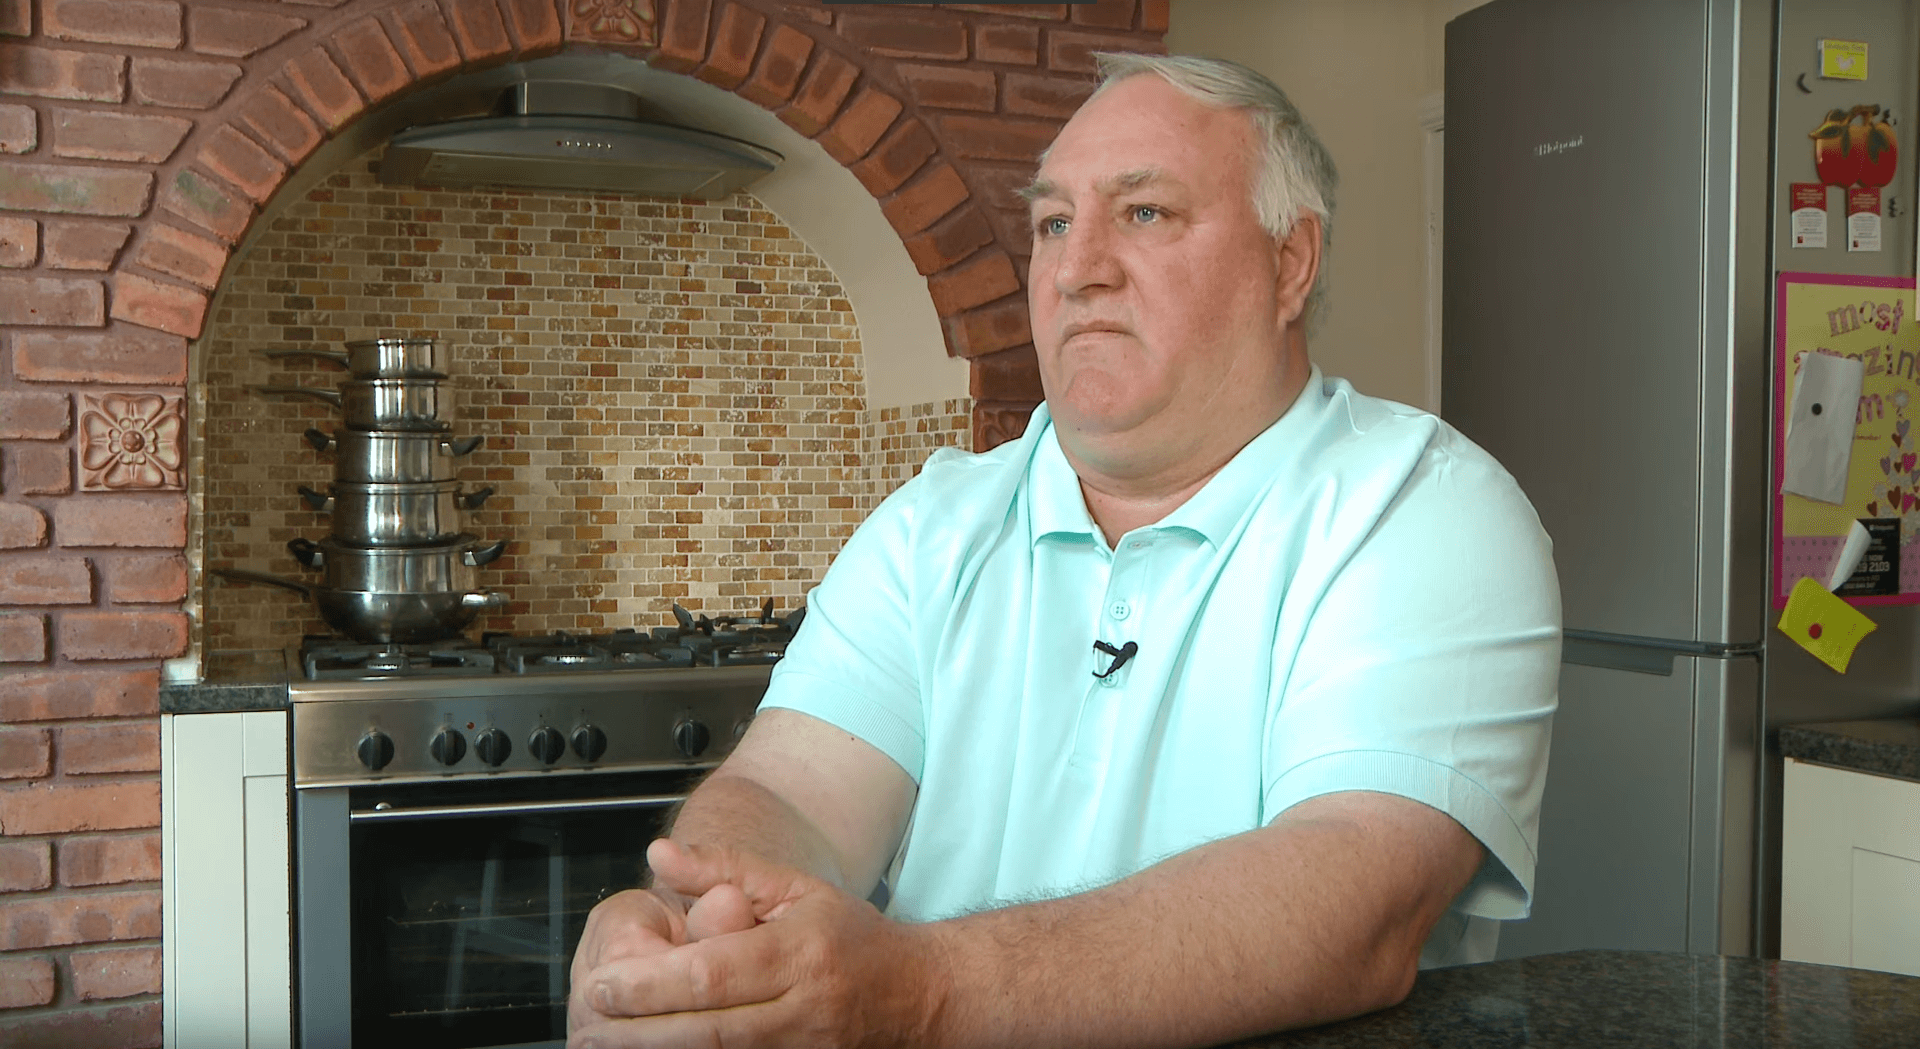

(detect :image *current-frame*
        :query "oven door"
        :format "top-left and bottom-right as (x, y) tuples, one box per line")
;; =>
(296, 768), (703, 1049)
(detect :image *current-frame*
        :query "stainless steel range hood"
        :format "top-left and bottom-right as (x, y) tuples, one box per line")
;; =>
(377, 81), (782, 198)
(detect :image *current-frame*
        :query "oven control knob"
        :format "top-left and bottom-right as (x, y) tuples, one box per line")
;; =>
(430, 728), (467, 766)
(474, 728), (511, 767)
(673, 719), (711, 758)
(571, 724), (607, 763)
(356, 730), (394, 772)
(529, 726), (566, 765)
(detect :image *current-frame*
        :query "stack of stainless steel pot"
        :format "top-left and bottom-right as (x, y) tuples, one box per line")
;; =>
(219, 338), (510, 644)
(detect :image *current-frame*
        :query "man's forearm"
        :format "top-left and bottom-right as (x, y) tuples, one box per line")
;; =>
(663, 770), (857, 890)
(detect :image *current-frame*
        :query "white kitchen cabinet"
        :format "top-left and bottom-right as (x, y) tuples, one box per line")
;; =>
(162, 710), (293, 1049)
(1780, 756), (1920, 977)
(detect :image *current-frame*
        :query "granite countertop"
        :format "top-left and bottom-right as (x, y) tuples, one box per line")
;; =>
(1779, 718), (1920, 782)
(1226, 949), (1919, 1048)
(159, 649), (290, 713)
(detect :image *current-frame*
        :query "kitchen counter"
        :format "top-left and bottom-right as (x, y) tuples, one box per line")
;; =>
(1227, 949), (1918, 1048)
(159, 649), (290, 712)
(1779, 718), (1920, 783)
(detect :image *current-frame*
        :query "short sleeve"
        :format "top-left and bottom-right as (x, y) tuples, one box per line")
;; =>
(757, 466), (930, 783)
(1264, 439), (1561, 921)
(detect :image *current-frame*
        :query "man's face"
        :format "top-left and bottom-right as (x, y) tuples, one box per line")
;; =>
(1026, 75), (1309, 456)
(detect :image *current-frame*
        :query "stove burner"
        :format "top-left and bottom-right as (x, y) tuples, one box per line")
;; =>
(538, 653), (601, 666)
(300, 636), (497, 680)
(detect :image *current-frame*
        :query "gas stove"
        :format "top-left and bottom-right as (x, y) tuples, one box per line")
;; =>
(290, 602), (798, 787)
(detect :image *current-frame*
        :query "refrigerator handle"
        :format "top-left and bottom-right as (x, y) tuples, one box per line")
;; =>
(1561, 629), (1763, 677)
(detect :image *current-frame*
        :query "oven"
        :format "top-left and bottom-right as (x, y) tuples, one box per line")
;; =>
(287, 612), (786, 1049)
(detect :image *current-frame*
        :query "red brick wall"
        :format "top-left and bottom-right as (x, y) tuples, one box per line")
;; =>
(0, 0), (1164, 1041)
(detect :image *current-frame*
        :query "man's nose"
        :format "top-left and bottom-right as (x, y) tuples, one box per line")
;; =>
(1052, 216), (1123, 296)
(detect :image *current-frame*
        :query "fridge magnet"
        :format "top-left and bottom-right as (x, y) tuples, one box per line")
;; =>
(1848, 186), (1883, 252)
(1774, 272), (1920, 607)
(1790, 183), (1828, 248)
(1777, 577), (1877, 674)
(1818, 39), (1868, 81)
(1808, 105), (1897, 189)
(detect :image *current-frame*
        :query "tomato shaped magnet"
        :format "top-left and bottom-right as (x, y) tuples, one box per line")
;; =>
(1812, 108), (1858, 186)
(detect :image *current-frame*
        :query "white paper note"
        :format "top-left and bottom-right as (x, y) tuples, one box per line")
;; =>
(1781, 351), (1864, 505)
(1827, 520), (1873, 590)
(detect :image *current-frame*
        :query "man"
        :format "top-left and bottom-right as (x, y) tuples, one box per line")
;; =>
(567, 53), (1560, 1049)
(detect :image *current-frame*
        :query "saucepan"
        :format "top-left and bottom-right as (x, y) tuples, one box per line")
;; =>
(287, 534), (507, 594)
(305, 428), (483, 484)
(212, 568), (507, 644)
(296, 481), (495, 546)
(260, 338), (451, 380)
(254, 380), (450, 432)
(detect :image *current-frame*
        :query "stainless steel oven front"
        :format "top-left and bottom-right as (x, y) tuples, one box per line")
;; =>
(290, 663), (766, 1049)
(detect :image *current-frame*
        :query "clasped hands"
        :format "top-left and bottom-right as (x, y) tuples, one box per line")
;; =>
(567, 838), (948, 1049)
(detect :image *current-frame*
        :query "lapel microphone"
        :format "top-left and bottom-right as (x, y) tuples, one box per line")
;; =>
(1092, 640), (1139, 679)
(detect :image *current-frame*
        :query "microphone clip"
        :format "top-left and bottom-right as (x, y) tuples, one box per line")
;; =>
(1092, 639), (1139, 679)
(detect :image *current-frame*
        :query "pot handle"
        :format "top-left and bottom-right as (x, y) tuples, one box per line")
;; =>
(303, 428), (336, 453)
(288, 537), (325, 569)
(211, 567), (313, 598)
(260, 349), (351, 369)
(459, 486), (495, 510)
(296, 485), (332, 512)
(254, 385), (343, 408)
(460, 590), (510, 610)
(445, 434), (484, 457)
(463, 539), (508, 567)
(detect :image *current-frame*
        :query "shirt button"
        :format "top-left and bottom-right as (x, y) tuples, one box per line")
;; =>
(1097, 671), (1120, 688)
(1128, 540), (1147, 550)
(1108, 600), (1131, 620)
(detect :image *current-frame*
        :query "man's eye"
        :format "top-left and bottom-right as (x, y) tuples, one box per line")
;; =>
(1037, 216), (1070, 237)
(1131, 205), (1160, 223)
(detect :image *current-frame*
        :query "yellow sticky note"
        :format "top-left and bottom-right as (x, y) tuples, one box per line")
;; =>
(1778, 577), (1878, 673)
(1819, 39), (1868, 80)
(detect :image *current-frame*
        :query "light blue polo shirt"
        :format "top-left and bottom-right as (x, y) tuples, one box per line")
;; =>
(760, 368), (1561, 966)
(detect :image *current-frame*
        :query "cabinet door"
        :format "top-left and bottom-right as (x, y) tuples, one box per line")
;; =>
(1781, 758), (1920, 976)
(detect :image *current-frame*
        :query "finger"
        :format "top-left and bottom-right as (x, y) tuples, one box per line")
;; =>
(685, 881), (756, 941)
(571, 890), (685, 997)
(583, 925), (793, 1018)
(646, 839), (810, 919)
(570, 1003), (788, 1049)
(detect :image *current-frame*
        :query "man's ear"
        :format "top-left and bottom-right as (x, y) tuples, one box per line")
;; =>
(1273, 212), (1321, 328)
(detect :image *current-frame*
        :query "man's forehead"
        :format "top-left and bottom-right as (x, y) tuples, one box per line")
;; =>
(1023, 167), (1170, 204)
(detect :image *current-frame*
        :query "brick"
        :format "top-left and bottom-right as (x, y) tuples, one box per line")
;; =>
(928, 248), (1020, 314)
(0, 390), (72, 439)
(695, 3), (764, 90)
(1142, 0), (1167, 33)
(13, 324), (188, 385)
(0, 956), (54, 1007)
(332, 18), (410, 106)
(899, 63), (994, 112)
(198, 124), (286, 204)
(70, 944), (161, 1001)
(188, 6), (306, 58)
(0, 159), (153, 217)
(50, 108), (192, 163)
(1046, 27), (1151, 73)
(45, 0), (182, 48)
(778, 50), (857, 137)
(943, 4), (1065, 18)
(101, 554), (185, 603)
(975, 22), (1039, 65)
(935, 112), (1061, 162)
(1070, 0), (1134, 28)
(389, 0), (461, 79)
(59, 611), (187, 660)
(0, 668), (157, 721)
(651, 0), (710, 73)
(0, 1001), (162, 1049)
(0, 0), (25, 35)
(0, 502), (49, 549)
(969, 160), (1040, 211)
(0, 43), (125, 102)
(881, 163), (968, 238)
(500, 0), (562, 52)
(0, 557), (93, 604)
(52, 494), (185, 548)
(0, 614), (49, 662)
(817, 86), (901, 165)
(0, 275), (102, 325)
(109, 271), (209, 338)
(973, 399), (1037, 451)
(60, 722), (159, 775)
(128, 55), (241, 109)
(59, 833), (160, 887)
(43, 221), (132, 270)
(947, 296), (1033, 358)
(161, 167), (251, 241)
(0, 886), (161, 947)
(5, 444), (71, 495)
(905, 206), (995, 275)
(836, 12), (966, 60)
(851, 117), (934, 197)
(738, 23), (810, 108)
(238, 84), (322, 165)
(0, 213), (35, 265)
(0, 103), (36, 152)
(0, 729), (52, 780)
(1003, 71), (1093, 119)
(441, 0), (512, 61)
(133, 222), (228, 289)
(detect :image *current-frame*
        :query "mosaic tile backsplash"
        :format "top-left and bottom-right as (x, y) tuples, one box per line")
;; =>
(196, 148), (971, 651)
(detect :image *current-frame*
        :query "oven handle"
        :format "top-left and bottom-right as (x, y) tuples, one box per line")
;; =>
(348, 792), (687, 823)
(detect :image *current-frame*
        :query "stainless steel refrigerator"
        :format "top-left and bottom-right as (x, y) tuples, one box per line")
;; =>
(1443, 0), (1920, 960)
